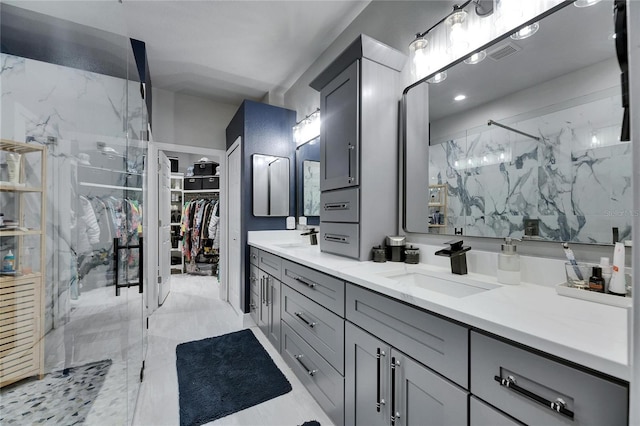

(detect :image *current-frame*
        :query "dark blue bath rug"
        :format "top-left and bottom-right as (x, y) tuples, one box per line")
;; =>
(176, 329), (292, 426)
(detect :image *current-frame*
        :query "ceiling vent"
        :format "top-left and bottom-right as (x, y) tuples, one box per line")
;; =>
(487, 42), (522, 61)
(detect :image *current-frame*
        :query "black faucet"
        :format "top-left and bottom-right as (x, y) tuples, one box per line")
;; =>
(301, 228), (318, 245)
(435, 239), (471, 275)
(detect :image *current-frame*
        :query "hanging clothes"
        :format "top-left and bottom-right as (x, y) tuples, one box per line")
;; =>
(180, 198), (220, 262)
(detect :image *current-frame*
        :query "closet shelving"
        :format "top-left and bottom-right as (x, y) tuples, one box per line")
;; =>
(0, 139), (46, 387)
(170, 173), (184, 274)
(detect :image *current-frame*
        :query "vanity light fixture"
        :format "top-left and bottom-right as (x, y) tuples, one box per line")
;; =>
(446, 5), (469, 53)
(454, 94), (467, 101)
(510, 22), (539, 40)
(574, 0), (602, 7)
(293, 109), (320, 146)
(463, 50), (487, 64)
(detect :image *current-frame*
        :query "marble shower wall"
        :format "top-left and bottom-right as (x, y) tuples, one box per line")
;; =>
(1, 53), (146, 338)
(429, 93), (632, 244)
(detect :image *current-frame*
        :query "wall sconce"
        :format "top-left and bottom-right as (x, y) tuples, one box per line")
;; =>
(293, 109), (320, 146)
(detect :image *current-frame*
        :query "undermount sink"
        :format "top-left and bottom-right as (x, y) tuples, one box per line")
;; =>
(379, 268), (499, 298)
(274, 242), (308, 249)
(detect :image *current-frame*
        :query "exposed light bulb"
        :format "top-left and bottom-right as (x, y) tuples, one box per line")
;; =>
(447, 9), (469, 54)
(511, 22), (539, 40)
(464, 50), (487, 65)
(454, 94), (466, 101)
(409, 36), (429, 80)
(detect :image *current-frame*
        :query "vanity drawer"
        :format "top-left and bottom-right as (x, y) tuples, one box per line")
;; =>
(470, 331), (628, 426)
(249, 246), (259, 266)
(320, 222), (359, 259)
(346, 283), (468, 387)
(320, 188), (359, 223)
(258, 250), (281, 280)
(282, 285), (344, 373)
(282, 322), (344, 426)
(281, 259), (345, 316)
(470, 396), (522, 426)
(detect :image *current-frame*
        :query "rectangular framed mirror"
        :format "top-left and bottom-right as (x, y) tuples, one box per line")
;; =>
(295, 137), (320, 225)
(253, 154), (290, 216)
(403, 1), (631, 244)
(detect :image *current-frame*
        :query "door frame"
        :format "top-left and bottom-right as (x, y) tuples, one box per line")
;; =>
(146, 141), (224, 314)
(222, 137), (241, 312)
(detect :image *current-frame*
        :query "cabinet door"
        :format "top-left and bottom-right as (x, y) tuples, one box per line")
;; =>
(258, 270), (269, 332)
(267, 277), (281, 352)
(249, 264), (260, 324)
(392, 349), (468, 426)
(345, 322), (390, 426)
(320, 60), (359, 192)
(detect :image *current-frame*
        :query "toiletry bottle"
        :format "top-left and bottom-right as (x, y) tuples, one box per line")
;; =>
(599, 257), (612, 293)
(588, 266), (605, 293)
(497, 237), (520, 285)
(609, 242), (626, 296)
(3, 250), (15, 272)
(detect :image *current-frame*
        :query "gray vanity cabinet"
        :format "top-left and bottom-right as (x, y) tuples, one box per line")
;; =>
(345, 322), (390, 426)
(257, 270), (281, 352)
(319, 61), (359, 191)
(249, 264), (260, 324)
(469, 397), (522, 426)
(310, 34), (406, 261)
(470, 331), (628, 425)
(346, 322), (468, 426)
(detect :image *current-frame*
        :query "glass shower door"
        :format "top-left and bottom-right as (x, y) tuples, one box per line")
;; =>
(0, 3), (147, 424)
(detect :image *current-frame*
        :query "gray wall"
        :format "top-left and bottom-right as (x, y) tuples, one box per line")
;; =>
(152, 87), (238, 150)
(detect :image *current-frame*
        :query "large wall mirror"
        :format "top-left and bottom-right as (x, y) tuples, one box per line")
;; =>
(295, 138), (320, 225)
(403, 1), (631, 244)
(253, 154), (290, 216)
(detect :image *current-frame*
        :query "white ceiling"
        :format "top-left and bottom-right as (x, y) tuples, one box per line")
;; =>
(7, 1), (371, 104)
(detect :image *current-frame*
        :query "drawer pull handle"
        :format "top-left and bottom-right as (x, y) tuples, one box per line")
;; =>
(324, 203), (348, 211)
(494, 375), (574, 420)
(251, 254), (257, 260)
(324, 234), (348, 243)
(295, 312), (317, 328)
(294, 277), (317, 289)
(250, 302), (257, 311)
(376, 348), (386, 412)
(294, 354), (317, 376)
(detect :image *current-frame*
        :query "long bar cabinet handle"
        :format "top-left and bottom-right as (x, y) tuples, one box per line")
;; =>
(494, 375), (574, 419)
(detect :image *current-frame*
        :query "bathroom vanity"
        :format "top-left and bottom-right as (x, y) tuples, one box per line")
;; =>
(248, 231), (629, 426)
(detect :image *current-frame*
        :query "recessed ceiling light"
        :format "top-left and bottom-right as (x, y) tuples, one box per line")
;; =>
(454, 94), (466, 101)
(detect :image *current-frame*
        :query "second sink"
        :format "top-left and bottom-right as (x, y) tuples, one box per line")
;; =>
(380, 268), (499, 298)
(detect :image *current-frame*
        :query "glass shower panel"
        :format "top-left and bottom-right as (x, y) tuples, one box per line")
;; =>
(0, 3), (146, 424)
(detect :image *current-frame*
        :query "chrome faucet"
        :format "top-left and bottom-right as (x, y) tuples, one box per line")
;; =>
(435, 239), (471, 275)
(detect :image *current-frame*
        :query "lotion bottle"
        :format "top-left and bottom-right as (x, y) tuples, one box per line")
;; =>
(497, 237), (520, 285)
(599, 257), (612, 292)
(609, 242), (626, 296)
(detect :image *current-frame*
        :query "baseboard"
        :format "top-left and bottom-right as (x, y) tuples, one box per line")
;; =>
(242, 313), (256, 328)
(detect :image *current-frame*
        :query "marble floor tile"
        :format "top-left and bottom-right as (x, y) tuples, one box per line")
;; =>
(133, 274), (333, 426)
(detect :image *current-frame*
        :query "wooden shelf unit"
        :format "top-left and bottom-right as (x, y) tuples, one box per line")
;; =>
(428, 184), (448, 232)
(0, 139), (46, 388)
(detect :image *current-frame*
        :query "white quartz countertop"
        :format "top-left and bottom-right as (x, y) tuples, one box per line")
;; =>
(248, 231), (631, 381)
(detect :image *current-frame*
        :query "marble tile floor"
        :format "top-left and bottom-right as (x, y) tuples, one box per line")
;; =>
(133, 274), (333, 426)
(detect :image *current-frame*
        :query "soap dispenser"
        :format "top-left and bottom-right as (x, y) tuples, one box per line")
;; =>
(497, 237), (520, 285)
